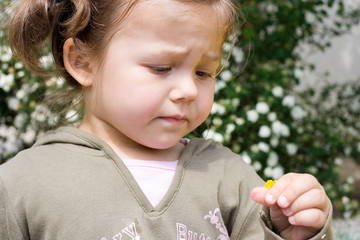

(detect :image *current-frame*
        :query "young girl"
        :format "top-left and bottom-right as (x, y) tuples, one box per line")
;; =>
(0, 0), (335, 239)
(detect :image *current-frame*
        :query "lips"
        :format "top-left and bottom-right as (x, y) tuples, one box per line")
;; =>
(158, 115), (187, 124)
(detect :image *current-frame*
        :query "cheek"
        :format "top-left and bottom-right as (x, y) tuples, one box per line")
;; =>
(198, 84), (215, 118)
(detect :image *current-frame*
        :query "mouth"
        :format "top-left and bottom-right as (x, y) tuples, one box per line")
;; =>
(159, 115), (187, 124)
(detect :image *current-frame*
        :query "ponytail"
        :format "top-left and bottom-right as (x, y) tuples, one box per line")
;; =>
(8, 0), (91, 82)
(9, 0), (55, 76)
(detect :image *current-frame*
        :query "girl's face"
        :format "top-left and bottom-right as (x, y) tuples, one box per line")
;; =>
(81, 0), (225, 158)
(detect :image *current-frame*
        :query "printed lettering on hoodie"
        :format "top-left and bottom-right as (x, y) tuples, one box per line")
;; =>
(101, 223), (140, 240)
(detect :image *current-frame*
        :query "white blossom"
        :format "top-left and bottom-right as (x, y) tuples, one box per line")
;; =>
(14, 113), (27, 129)
(211, 102), (226, 115)
(252, 161), (262, 171)
(282, 95), (296, 107)
(241, 151), (251, 165)
(271, 120), (290, 137)
(226, 123), (236, 134)
(307, 166), (318, 175)
(0, 125), (8, 138)
(14, 62), (24, 69)
(235, 117), (245, 126)
(343, 85), (354, 97)
(7, 97), (20, 111)
(270, 137), (279, 147)
(344, 147), (351, 156)
(1, 47), (12, 62)
(0, 73), (15, 92)
(212, 117), (223, 126)
(256, 102), (269, 114)
(267, 152), (279, 167)
(350, 99), (360, 113)
(264, 167), (272, 177)
(305, 11), (316, 23)
(343, 183), (351, 193)
(294, 68), (304, 79)
(16, 89), (26, 99)
(334, 157), (343, 166)
(347, 176), (355, 184)
(271, 86), (284, 97)
(271, 121), (282, 135)
(48, 114), (60, 126)
(342, 196), (350, 205)
(267, 112), (277, 122)
(223, 42), (232, 52)
(296, 27), (303, 37)
(31, 105), (50, 122)
(272, 166), (284, 179)
(258, 142), (270, 153)
(280, 125), (290, 137)
(232, 46), (244, 63)
(266, 25), (275, 35)
(219, 70), (232, 81)
(286, 143), (298, 155)
(0, 125), (17, 142)
(40, 54), (54, 69)
(263, 3), (278, 13)
(250, 144), (259, 152)
(259, 125), (271, 138)
(65, 110), (79, 122)
(2, 141), (18, 154)
(291, 106), (308, 120)
(202, 129), (224, 143)
(21, 127), (36, 144)
(2, 63), (9, 70)
(246, 109), (259, 123)
(17, 71), (25, 78)
(231, 98), (240, 108)
(215, 80), (226, 93)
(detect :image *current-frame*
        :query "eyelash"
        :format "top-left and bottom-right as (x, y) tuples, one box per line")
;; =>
(150, 66), (172, 74)
(149, 66), (213, 79)
(195, 71), (213, 79)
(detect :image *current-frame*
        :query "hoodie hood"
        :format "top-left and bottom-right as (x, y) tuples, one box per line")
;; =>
(32, 126), (119, 160)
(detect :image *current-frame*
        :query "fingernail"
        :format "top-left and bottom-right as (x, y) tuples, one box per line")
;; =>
(265, 194), (275, 204)
(278, 195), (289, 207)
(283, 207), (292, 216)
(288, 216), (296, 225)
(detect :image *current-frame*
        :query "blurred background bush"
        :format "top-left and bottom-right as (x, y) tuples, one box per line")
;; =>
(1, 0), (360, 219)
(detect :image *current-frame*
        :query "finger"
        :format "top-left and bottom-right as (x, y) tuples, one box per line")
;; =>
(251, 187), (283, 218)
(278, 174), (323, 209)
(251, 187), (270, 206)
(282, 188), (329, 217)
(265, 173), (298, 205)
(266, 173), (321, 208)
(288, 208), (328, 229)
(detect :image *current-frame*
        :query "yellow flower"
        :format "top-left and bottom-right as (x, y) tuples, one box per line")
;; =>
(264, 180), (277, 189)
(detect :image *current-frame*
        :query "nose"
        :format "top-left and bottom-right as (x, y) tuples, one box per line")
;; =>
(169, 73), (198, 102)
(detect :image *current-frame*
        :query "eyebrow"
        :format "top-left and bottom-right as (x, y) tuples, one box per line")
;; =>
(155, 46), (221, 63)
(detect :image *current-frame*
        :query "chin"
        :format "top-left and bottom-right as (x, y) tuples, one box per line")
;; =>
(144, 138), (183, 150)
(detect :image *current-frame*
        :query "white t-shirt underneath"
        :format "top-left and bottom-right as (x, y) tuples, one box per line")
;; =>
(122, 158), (178, 207)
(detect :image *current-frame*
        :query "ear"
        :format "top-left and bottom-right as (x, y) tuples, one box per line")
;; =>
(63, 38), (93, 87)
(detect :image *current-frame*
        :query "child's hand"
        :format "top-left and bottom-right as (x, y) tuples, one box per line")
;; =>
(251, 173), (330, 240)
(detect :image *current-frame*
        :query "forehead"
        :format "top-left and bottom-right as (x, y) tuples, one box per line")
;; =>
(118, 0), (228, 42)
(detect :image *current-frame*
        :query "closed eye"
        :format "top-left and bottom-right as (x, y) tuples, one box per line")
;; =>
(195, 71), (213, 80)
(149, 66), (172, 74)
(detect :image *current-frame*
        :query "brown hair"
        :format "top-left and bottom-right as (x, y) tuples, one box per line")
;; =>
(7, 0), (240, 117)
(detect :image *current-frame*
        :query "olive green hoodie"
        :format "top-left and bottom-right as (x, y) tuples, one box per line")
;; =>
(0, 127), (335, 239)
